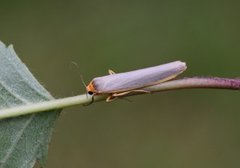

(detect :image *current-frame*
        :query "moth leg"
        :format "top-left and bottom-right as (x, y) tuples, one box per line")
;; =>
(106, 94), (132, 102)
(106, 95), (117, 102)
(108, 69), (116, 75)
(130, 89), (151, 94)
(112, 89), (151, 97)
(112, 91), (132, 97)
(106, 89), (151, 102)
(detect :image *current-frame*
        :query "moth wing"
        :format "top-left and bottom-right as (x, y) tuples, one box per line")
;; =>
(92, 61), (186, 93)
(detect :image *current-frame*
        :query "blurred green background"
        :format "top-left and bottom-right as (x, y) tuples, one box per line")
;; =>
(1, 0), (240, 167)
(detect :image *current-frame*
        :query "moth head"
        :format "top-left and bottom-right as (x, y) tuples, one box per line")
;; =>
(86, 81), (97, 95)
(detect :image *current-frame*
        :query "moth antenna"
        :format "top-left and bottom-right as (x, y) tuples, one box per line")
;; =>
(70, 62), (95, 105)
(70, 62), (89, 96)
(80, 75), (90, 99)
(71, 61), (80, 69)
(70, 61), (87, 88)
(80, 75), (87, 88)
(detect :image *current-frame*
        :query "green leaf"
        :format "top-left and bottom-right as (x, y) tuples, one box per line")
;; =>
(0, 41), (61, 168)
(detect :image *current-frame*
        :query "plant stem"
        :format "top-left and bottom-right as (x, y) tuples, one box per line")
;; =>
(0, 77), (239, 120)
(0, 94), (107, 120)
(146, 77), (240, 92)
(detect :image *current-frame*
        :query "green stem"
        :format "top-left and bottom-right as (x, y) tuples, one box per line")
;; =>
(0, 77), (239, 120)
(0, 94), (106, 119)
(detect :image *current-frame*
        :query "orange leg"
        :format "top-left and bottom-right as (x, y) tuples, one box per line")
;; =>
(106, 95), (117, 102)
(112, 89), (150, 97)
(108, 69), (116, 75)
(106, 89), (151, 102)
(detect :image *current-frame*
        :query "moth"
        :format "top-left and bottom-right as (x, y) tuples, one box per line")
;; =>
(86, 61), (187, 102)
